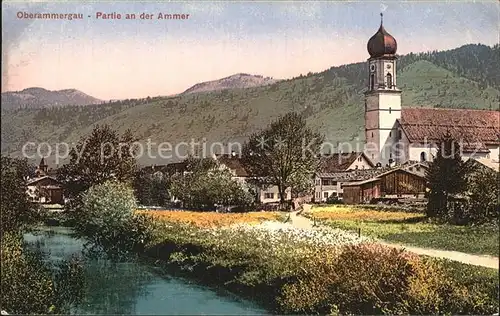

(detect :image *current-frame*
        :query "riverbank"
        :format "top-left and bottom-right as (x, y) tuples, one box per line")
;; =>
(23, 227), (269, 315)
(139, 214), (499, 315)
(43, 209), (499, 315)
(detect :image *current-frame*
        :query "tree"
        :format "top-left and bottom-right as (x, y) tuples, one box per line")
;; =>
(1, 156), (38, 233)
(465, 165), (499, 224)
(1, 233), (84, 315)
(57, 124), (137, 206)
(133, 169), (170, 206)
(1, 157), (85, 314)
(425, 132), (469, 220)
(76, 181), (152, 255)
(169, 157), (254, 209)
(241, 112), (324, 205)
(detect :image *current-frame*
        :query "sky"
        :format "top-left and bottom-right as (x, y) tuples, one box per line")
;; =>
(2, 1), (499, 100)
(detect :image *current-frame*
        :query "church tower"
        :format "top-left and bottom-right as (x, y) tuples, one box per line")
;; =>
(364, 13), (402, 166)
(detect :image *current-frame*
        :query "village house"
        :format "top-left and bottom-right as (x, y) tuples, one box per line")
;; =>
(215, 153), (292, 204)
(27, 158), (64, 204)
(314, 152), (375, 202)
(363, 14), (500, 168)
(341, 165), (427, 204)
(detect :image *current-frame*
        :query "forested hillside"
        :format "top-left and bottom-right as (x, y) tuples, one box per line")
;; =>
(2, 44), (499, 165)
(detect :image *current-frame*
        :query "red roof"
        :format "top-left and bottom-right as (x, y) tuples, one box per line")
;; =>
(319, 152), (374, 173)
(399, 108), (500, 152)
(216, 154), (249, 177)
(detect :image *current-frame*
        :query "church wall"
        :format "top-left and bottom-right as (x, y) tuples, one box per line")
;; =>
(409, 144), (436, 162)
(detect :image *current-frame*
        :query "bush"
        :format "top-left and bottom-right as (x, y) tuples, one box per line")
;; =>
(1, 156), (39, 233)
(465, 167), (500, 224)
(278, 243), (499, 315)
(326, 195), (343, 204)
(74, 181), (154, 256)
(1, 233), (84, 314)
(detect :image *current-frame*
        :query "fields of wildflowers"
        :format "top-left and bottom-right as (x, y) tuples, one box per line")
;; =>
(304, 205), (499, 256)
(136, 210), (280, 228)
(139, 209), (498, 315)
(304, 205), (425, 222)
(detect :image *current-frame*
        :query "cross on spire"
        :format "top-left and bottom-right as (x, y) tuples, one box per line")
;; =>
(380, 12), (383, 26)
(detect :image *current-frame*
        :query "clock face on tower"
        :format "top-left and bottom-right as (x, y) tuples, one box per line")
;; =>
(370, 64), (376, 72)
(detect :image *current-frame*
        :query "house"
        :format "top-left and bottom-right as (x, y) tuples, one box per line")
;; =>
(314, 152), (375, 202)
(26, 158), (64, 204)
(363, 14), (500, 166)
(342, 167), (427, 204)
(215, 153), (292, 204)
(34, 157), (58, 177)
(27, 176), (64, 204)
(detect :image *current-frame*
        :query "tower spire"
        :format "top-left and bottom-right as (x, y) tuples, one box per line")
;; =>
(380, 12), (383, 26)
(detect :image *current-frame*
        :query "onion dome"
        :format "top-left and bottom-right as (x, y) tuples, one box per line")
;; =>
(367, 13), (397, 58)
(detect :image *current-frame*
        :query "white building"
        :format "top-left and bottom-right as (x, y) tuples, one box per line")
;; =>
(363, 13), (500, 169)
(215, 154), (292, 204)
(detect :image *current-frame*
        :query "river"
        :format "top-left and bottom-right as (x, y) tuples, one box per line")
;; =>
(24, 226), (269, 315)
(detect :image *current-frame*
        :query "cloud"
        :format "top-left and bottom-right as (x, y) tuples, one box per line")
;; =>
(279, 2), (322, 20)
(181, 2), (226, 16)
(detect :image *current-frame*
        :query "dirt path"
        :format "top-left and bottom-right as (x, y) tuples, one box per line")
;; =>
(291, 206), (499, 270)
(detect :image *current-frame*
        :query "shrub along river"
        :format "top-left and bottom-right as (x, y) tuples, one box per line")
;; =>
(24, 226), (268, 315)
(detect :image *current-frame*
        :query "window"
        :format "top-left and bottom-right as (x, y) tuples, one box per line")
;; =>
(398, 130), (402, 140)
(358, 157), (362, 162)
(323, 192), (329, 199)
(386, 73), (393, 88)
(371, 132), (374, 138)
(389, 131), (392, 137)
(322, 179), (337, 186)
(420, 152), (427, 162)
(264, 193), (274, 199)
(315, 179), (321, 185)
(370, 74), (375, 90)
(316, 192), (321, 199)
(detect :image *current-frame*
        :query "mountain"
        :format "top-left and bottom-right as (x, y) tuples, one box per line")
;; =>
(1, 44), (499, 166)
(182, 73), (278, 94)
(1, 87), (103, 110)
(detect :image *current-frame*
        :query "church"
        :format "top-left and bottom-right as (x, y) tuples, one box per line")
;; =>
(363, 14), (500, 167)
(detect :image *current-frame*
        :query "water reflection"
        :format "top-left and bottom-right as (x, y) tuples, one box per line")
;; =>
(24, 227), (268, 315)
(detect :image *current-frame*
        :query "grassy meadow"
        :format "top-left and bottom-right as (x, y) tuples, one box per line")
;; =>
(305, 205), (500, 256)
(137, 210), (499, 315)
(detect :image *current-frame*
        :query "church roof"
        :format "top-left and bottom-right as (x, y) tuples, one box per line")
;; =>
(399, 108), (500, 152)
(367, 13), (397, 58)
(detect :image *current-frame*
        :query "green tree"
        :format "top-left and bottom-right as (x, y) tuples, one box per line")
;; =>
(425, 132), (469, 220)
(1, 233), (84, 315)
(169, 157), (254, 209)
(57, 125), (137, 207)
(76, 181), (153, 256)
(133, 169), (170, 206)
(241, 112), (323, 205)
(0, 157), (85, 315)
(0, 156), (38, 233)
(465, 165), (500, 224)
